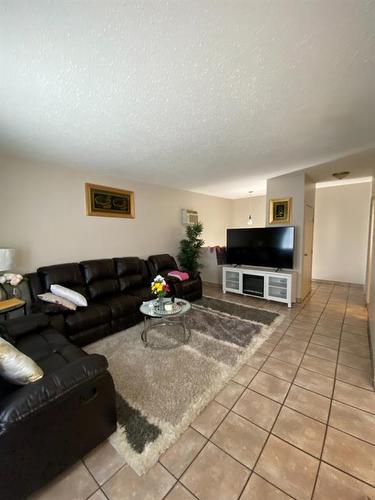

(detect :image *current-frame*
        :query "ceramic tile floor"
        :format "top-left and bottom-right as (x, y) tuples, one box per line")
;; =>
(30, 282), (375, 500)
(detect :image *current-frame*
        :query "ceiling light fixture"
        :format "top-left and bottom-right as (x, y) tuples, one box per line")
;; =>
(332, 171), (350, 180)
(247, 191), (253, 226)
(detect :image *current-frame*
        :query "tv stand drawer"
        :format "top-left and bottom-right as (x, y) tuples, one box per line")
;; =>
(269, 276), (288, 288)
(268, 286), (287, 300)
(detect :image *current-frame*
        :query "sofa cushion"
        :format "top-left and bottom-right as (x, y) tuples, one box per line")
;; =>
(80, 259), (120, 300)
(38, 263), (88, 298)
(114, 257), (149, 292)
(64, 304), (111, 335)
(97, 294), (140, 319)
(16, 327), (85, 374)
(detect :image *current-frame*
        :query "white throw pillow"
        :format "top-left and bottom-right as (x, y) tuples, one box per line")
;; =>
(50, 284), (88, 307)
(0, 337), (44, 385)
(37, 292), (77, 311)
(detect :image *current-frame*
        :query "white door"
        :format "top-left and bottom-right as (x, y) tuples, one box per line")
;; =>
(302, 205), (314, 299)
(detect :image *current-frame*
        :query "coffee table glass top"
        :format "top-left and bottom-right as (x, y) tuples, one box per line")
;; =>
(140, 298), (191, 318)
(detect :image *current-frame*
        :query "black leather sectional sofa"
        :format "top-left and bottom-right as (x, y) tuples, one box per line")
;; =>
(27, 254), (202, 345)
(0, 254), (202, 499)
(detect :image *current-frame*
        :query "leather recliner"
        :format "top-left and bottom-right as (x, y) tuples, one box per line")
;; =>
(114, 257), (154, 303)
(80, 258), (142, 333)
(32, 263), (112, 346)
(148, 254), (203, 302)
(0, 313), (116, 500)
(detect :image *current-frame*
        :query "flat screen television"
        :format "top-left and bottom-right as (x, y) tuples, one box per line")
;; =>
(226, 226), (295, 269)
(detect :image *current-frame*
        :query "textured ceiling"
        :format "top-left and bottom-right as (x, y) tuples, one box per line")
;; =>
(1, 0), (375, 198)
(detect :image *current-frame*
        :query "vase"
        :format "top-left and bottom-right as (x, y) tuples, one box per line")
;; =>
(12, 286), (22, 299)
(157, 295), (164, 312)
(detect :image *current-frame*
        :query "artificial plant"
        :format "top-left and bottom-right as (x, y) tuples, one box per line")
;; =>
(177, 222), (205, 277)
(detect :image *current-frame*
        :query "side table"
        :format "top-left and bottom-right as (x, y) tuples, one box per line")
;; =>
(0, 298), (27, 320)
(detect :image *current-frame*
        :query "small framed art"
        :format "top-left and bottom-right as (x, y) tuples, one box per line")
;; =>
(269, 198), (291, 224)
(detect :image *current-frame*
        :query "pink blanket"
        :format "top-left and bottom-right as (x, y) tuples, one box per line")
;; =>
(167, 270), (190, 281)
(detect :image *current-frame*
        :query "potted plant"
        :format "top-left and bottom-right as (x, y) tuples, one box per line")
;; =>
(177, 222), (204, 278)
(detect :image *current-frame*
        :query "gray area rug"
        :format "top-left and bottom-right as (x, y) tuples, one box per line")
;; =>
(194, 296), (279, 326)
(85, 300), (281, 475)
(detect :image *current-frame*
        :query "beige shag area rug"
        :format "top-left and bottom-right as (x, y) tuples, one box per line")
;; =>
(85, 298), (282, 475)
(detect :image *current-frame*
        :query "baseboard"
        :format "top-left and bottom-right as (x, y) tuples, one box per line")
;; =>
(312, 279), (365, 288)
(202, 281), (222, 289)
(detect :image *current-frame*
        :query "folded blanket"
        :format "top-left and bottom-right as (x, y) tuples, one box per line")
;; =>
(167, 270), (190, 281)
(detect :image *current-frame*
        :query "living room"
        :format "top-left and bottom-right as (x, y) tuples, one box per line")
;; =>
(1, 1), (375, 500)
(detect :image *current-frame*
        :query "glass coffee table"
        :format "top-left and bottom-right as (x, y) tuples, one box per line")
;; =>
(139, 298), (191, 349)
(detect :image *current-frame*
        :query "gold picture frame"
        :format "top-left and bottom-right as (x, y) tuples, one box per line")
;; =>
(85, 183), (135, 219)
(269, 197), (292, 224)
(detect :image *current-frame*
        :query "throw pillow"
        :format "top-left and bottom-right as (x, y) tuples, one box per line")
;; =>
(37, 292), (77, 311)
(0, 337), (44, 385)
(50, 284), (88, 307)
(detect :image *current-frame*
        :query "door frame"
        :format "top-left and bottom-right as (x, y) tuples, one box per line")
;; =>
(366, 196), (375, 303)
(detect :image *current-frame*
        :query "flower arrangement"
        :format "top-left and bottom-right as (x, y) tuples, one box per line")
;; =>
(151, 275), (170, 297)
(0, 273), (25, 299)
(0, 273), (24, 287)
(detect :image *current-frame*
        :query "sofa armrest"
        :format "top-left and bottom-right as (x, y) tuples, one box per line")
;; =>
(0, 313), (50, 341)
(0, 354), (109, 426)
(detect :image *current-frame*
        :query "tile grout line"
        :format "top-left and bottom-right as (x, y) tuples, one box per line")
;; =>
(108, 286), (370, 498)
(310, 284), (349, 499)
(235, 282), (334, 500)
(174, 368), (254, 494)
(80, 460), (103, 499)
(174, 302), (312, 500)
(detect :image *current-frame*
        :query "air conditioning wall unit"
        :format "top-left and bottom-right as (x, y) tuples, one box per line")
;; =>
(182, 209), (199, 225)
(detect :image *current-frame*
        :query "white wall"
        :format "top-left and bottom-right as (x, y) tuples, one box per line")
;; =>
(312, 182), (371, 284)
(266, 171), (307, 299)
(230, 196), (266, 228)
(0, 156), (231, 283)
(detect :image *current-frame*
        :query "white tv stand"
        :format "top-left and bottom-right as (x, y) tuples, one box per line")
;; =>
(222, 266), (297, 308)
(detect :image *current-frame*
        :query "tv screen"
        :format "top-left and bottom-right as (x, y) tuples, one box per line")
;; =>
(226, 227), (295, 269)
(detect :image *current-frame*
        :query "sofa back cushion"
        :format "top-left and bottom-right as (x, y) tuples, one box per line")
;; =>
(38, 263), (87, 298)
(148, 254), (177, 275)
(80, 259), (120, 300)
(114, 257), (149, 292)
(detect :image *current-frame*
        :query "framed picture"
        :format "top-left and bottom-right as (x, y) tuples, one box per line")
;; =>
(85, 183), (135, 218)
(269, 197), (291, 224)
